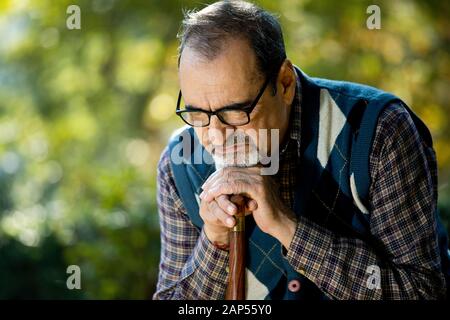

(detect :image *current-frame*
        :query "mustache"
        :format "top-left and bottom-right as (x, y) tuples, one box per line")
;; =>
(210, 133), (256, 152)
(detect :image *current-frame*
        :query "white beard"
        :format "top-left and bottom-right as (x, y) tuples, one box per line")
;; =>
(210, 129), (261, 170)
(212, 144), (260, 170)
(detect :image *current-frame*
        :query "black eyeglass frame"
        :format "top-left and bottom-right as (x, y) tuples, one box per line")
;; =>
(175, 74), (272, 127)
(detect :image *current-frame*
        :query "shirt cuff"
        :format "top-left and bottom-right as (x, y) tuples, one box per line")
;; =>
(283, 215), (333, 283)
(182, 227), (229, 284)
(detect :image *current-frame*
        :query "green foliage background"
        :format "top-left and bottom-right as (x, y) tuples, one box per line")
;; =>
(0, 0), (449, 299)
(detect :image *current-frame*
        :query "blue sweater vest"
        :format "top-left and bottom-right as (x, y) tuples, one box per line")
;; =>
(167, 67), (450, 299)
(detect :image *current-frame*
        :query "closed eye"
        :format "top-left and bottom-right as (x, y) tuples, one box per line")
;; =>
(184, 99), (253, 112)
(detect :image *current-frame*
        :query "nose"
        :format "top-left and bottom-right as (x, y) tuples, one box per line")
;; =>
(208, 116), (232, 147)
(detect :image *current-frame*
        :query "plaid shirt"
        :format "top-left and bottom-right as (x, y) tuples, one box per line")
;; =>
(153, 74), (446, 300)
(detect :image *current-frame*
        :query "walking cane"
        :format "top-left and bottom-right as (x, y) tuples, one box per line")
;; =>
(225, 197), (246, 300)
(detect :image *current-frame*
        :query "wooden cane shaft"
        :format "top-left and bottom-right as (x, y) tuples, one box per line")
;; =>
(225, 203), (246, 300)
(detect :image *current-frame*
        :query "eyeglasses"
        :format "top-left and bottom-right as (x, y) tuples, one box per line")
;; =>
(175, 75), (271, 127)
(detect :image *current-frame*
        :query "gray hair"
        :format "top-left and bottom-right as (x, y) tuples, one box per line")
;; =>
(177, 0), (287, 94)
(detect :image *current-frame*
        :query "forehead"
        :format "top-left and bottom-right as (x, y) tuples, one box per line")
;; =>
(178, 38), (260, 103)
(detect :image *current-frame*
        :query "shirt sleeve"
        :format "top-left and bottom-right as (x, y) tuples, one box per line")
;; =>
(152, 146), (229, 300)
(283, 102), (446, 299)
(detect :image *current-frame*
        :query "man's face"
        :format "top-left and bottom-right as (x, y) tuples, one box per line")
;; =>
(178, 38), (292, 168)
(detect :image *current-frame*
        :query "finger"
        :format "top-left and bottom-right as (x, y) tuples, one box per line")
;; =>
(207, 199), (235, 227)
(202, 167), (257, 193)
(246, 199), (258, 211)
(216, 194), (237, 215)
(201, 181), (251, 202)
(201, 168), (226, 192)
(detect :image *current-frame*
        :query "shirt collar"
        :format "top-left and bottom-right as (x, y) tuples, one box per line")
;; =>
(279, 67), (302, 159)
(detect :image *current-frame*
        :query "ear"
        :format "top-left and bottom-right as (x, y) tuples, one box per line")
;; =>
(277, 59), (296, 106)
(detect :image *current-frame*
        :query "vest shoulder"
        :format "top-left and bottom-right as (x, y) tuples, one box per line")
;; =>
(310, 77), (398, 101)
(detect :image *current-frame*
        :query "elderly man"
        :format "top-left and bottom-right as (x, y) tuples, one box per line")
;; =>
(153, 0), (448, 300)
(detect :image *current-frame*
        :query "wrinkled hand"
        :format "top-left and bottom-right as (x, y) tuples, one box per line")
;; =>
(200, 194), (256, 246)
(200, 167), (298, 248)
